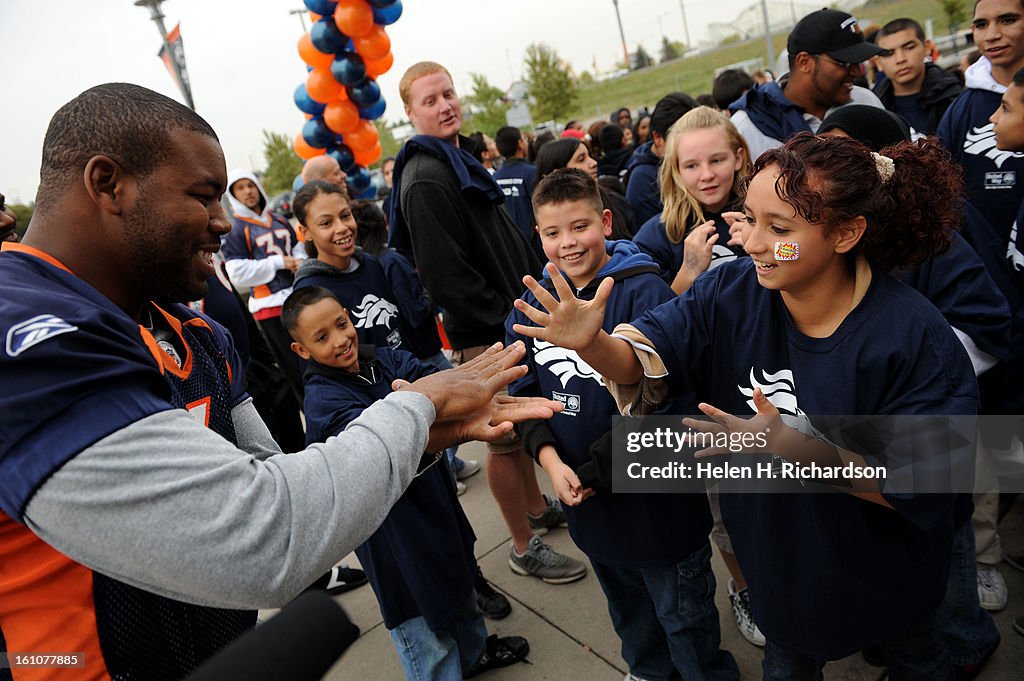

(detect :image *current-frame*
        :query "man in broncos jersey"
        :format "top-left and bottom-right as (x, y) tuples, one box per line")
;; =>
(222, 169), (307, 401)
(0, 82), (560, 681)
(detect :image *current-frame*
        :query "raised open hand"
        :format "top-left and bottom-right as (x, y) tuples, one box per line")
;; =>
(511, 263), (614, 351)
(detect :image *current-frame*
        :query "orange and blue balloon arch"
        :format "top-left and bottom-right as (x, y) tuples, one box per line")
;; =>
(293, 0), (402, 198)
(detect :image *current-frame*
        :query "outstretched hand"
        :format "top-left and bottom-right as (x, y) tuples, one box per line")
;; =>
(681, 388), (786, 457)
(392, 341), (563, 450)
(511, 263), (613, 351)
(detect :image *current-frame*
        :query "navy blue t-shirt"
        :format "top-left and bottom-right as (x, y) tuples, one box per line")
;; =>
(632, 210), (745, 287)
(302, 347), (477, 630)
(890, 94), (929, 136)
(506, 240), (713, 566)
(294, 252), (411, 352)
(376, 248), (443, 359)
(628, 258), (978, 658)
(937, 88), (1024, 242)
(492, 159), (541, 260)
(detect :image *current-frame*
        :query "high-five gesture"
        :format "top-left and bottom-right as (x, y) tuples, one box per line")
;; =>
(511, 263), (614, 351)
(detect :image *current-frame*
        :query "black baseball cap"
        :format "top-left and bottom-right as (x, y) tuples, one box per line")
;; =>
(788, 9), (886, 63)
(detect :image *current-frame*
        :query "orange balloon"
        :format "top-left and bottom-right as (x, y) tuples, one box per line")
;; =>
(294, 132), (326, 160)
(306, 68), (343, 103)
(353, 25), (391, 62)
(353, 140), (383, 167)
(364, 51), (394, 78)
(334, 0), (374, 38)
(323, 99), (360, 134)
(304, 113), (314, 120)
(344, 120), (378, 151)
(298, 33), (333, 70)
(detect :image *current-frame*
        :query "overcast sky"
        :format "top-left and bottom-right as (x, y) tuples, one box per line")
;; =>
(1, 0), (761, 204)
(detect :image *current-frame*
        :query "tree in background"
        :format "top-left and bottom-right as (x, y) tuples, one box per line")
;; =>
(375, 120), (402, 163)
(9, 203), (33, 239)
(941, 0), (968, 35)
(525, 43), (578, 122)
(260, 130), (304, 196)
(659, 36), (685, 63)
(462, 73), (511, 136)
(633, 44), (655, 69)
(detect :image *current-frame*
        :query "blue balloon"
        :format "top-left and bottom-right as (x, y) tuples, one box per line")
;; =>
(310, 17), (349, 55)
(330, 53), (366, 86)
(347, 168), (372, 193)
(304, 0), (338, 15)
(354, 185), (377, 200)
(372, 0), (402, 25)
(367, 0), (397, 7)
(359, 98), (387, 120)
(303, 118), (336, 148)
(348, 78), (382, 107)
(294, 84), (326, 116)
(327, 144), (357, 173)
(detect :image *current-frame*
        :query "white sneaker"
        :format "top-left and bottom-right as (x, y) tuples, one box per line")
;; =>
(456, 481), (467, 496)
(728, 578), (766, 647)
(455, 459), (481, 481)
(977, 564), (1008, 611)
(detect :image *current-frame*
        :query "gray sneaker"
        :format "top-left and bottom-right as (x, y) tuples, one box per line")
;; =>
(527, 494), (567, 535)
(508, 535), (587, 584)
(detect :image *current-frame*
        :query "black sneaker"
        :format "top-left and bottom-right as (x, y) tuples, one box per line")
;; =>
(463, 634), (529, 678)
(475, 567), (511, 620)
(321, 565), (368, 596)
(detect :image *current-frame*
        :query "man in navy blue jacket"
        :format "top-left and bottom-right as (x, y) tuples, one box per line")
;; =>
(492, 126), (541, 260)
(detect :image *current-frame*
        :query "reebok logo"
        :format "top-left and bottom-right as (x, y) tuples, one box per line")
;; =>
(6, 314), (79, 357)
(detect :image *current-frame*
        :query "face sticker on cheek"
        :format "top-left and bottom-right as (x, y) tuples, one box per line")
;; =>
(774, 242), (800, 261)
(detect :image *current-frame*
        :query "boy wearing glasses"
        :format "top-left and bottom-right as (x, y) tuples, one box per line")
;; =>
(730, 8), (886, 159)
(283, 285), (530, 680)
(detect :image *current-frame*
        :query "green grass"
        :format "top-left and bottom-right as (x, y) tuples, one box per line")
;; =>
(568, 0), (950, 120)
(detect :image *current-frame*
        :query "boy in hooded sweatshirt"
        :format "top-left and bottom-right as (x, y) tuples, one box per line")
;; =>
(506, 169), (738, 681)
(221, 169), (307, 400)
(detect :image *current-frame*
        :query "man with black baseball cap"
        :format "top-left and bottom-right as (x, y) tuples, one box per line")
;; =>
(730, 8), (886, 159)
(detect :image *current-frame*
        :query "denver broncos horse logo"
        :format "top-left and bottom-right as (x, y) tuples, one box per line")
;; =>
(351, 294), (398, 329)
(533, 339), (605, 388)
(964, 124), (1024, 168)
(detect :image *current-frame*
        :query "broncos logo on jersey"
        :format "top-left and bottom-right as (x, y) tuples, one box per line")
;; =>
(1009, 221), (1024, 272)
(709, 244), (738, 269)
(6, 314), (79, 357)
(351, 294), (399, 329)
(963, 124), (1024, 168)
(533, 339), (605, 388)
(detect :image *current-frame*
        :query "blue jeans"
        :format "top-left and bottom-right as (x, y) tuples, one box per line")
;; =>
(388, 593), (487, 681)
(933, 516), (1001, 665)
(418, 351), (459, 467)
(591, 541), (739, 681)
(763, 619), (954, 681)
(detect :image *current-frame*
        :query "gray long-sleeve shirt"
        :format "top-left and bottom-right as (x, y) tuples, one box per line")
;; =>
(24, 392), (433, 610)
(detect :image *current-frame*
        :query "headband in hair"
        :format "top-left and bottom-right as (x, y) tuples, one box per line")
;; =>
(872, 152), (895, 184)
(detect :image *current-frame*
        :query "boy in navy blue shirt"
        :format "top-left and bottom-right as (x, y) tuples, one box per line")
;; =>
(506, 169), (738, 681)
(282, 286), (529, 680)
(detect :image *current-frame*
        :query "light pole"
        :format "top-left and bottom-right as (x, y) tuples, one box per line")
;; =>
(134, 0), (195, 110)
(611, 0), (630, 70)
(759, 0), (774, 73)
(289, 7), (309, 32)
(678, 0), (692, 50)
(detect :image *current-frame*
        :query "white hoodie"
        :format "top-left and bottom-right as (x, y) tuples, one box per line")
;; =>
(223, 169), (307, 314)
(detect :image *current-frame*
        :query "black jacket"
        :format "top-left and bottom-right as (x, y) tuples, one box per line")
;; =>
(873, 63), (962, 135)
(396, 137), (542, 349)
